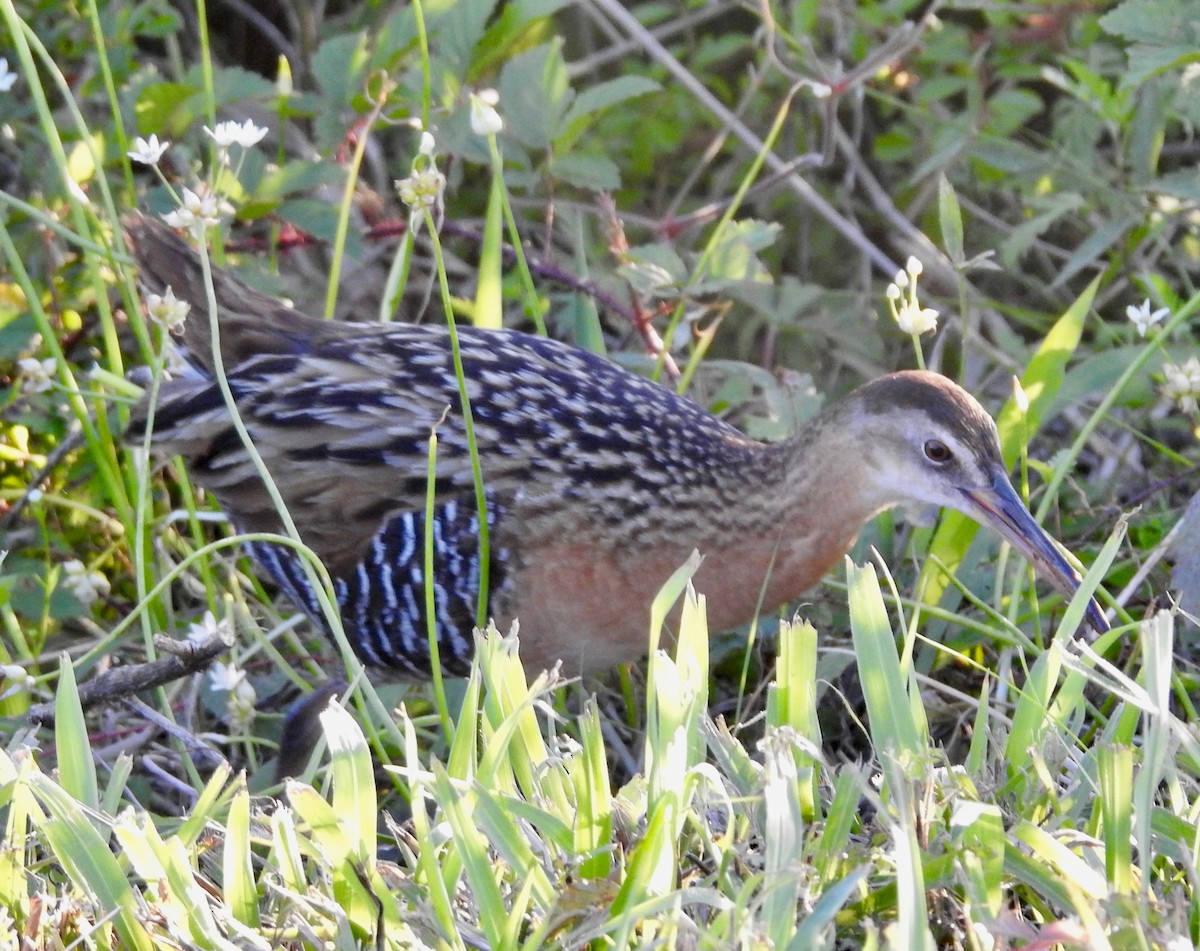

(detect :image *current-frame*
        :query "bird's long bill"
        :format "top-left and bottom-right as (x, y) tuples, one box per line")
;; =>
(960, 472), (1109, 633)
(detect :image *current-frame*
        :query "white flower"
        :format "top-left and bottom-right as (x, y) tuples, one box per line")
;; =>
(894, 300), (939, 335)
(887, 255), (938, 337)
(208, 660), (246, 692)
(144, 286), (190, 333)
(205, 119), (268, 149)
(469, 89), (504, 137)
(61, 559), (110, 607)
(127, 134), (169, 166)
(1162, 357), (1200, 414)
(0, 58), (17, 93)
(161, 187), (222, 231)
(17, 356), (56, 394)
(418, 130), (436, 157)
(1012, 375), (1029, 413)
(1126, 298), (1169, 337)
(187, 610), (230, 646)
(227, 679), (257, 733)
(395, 166), (446, 210)
(210, 661), (257, 733)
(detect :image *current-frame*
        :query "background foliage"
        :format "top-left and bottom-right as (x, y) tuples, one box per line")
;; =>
(1, 0), (1198, 947)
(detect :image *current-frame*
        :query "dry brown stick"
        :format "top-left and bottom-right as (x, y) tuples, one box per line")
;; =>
(29, 629), (234, 725)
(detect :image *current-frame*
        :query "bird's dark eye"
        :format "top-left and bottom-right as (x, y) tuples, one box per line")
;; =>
(924, 439), (952, 463)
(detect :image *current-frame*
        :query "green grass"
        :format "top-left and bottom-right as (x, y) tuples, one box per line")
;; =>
(2, 0), (1199, 947)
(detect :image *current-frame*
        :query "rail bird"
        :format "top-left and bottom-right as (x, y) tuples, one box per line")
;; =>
(125, 217), (1107, 677)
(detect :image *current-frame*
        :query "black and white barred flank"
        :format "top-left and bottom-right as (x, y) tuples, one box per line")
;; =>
(247, 495), (505, 677)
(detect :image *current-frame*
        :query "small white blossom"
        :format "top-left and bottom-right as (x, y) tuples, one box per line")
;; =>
(1, 664), (34, 690)
(144, 286), (190, 334)
(894, 300), (939, 335)
(418, 130), (436, 157)
(186, 610), (231, 645)
(205, 119), (268, 149)
(905, 256), (924, 278)
(162, 187), (222, 231)
(227, 679), (257, 733)
(17, 356), (56, 394)
(210, 661), (257, 733)
(1012, 375), (1029, 413)
(0, 58), (16, 93)
(886, 260), (938, 337)
(61, 559), (110, 607)
(396, 166), (446, 210)
(469, 89), (504, 137)
(1162, 357), (1200, 415)
(127, 134), (169, 166)
(1126, 298), (1169, 337)
(208, 660), (246, 692)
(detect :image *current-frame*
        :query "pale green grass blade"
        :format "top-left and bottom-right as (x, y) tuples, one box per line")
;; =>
(760, 731), (804, 948)
(113, 808), (227, 948)
(767, 618), (821, 818)
(446, 655), (483, 782)
(1012, 819), (1107, 901)
(320, 701), (377, 867)
(286, 781), (354, 867)
(478, 631), (570, 812)
(811, 769), (863, 884)
(609, 795), (674, 931)
(472, 787), (555, 907)
(53, 652), (98, 812)
(951, 800), (1005, 919)
(27, 770), (153, 951)
(789, 866), (869, 951)
(1008, 519), (1127, 772)
(473, 173), (504, 329)
(965, 675), (992, 776)
(1134, 611), (1173, 893)
(846, 559), (925, 762)
(570, 698), (613, 879)
(397, 710), (464, 949)
(433, 763), (509, 950)
(177, 761), (234, 848)
(0, 752), (33, 925)
(881, 756), (935, 951)
(224, 786), (260, 928)
(647, 550), (701, 657)
(269, 803), (307, 895)
(1098, 744), (1134, 895)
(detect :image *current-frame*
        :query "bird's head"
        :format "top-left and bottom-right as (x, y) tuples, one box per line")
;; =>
(838, 370), (1108, 633)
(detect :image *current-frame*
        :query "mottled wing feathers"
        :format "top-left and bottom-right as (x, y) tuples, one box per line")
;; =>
(125, 215), (759, 573)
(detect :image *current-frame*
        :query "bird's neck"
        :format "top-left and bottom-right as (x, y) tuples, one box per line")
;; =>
(694, 411), (892, 615)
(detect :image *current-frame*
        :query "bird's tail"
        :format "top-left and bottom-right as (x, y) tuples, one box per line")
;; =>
(124, 215), (317, 374)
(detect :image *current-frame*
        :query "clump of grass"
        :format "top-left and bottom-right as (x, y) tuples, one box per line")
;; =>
(2, 0), (1199, 947)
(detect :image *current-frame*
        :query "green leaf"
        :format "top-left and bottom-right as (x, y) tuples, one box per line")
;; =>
(53, 653), (98, 812)
(497, 40), (572, 150)
(846, 560), (925, 762)
(1048, 216), (1136, 289)
(548, 153), (621, 191)
(937, 174), (964, 265)
(473, 173), (504, 329)
(561, 75), (660, 145)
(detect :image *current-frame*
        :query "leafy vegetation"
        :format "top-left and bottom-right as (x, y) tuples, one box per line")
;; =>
(1, 0), (1198, 947)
